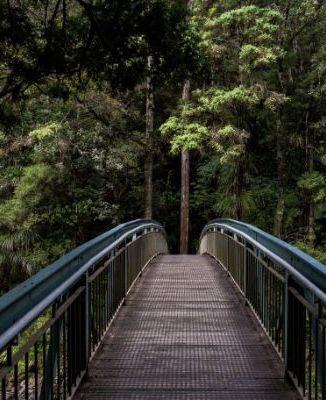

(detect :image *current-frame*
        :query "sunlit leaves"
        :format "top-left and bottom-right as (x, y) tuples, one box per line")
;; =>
(197, 86), (260, 114)
(211, 124), (250, 164)
(240, 45), (284, 72)
(160, 116), (209, 154)
(29, 123), (61, 140)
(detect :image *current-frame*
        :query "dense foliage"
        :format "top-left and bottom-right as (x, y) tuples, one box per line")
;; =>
(0, 0), (325, 293)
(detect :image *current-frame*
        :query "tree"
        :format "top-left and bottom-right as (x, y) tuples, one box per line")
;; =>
(180, 79), (191, 254)
(144, 56), (155, 219)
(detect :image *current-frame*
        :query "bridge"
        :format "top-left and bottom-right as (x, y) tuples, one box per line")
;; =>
(0, 219), (325, 399)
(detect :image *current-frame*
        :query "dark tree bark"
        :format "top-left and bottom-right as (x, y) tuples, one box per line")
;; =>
(180, 79), (191, 254)
(274, 119), (286, 238)
(234, 158), (244, 220)
(305, 111), (316, 246)
(144, 55), (154, 219)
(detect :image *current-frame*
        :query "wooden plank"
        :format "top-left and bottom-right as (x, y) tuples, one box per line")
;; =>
(74, 255), (299, 400)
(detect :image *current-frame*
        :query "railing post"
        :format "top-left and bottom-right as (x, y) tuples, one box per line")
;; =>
(244, 244), (247, 297)
(85, 271), (90, 368)
(284, 271), (289, 373)
(124, 240), (128, 298)
(40, 302), (60, 400)
(226, 234), (229, 271)
(107, 260), (112, 320)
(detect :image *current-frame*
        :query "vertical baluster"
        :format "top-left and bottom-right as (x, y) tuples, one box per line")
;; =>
(108, 263), (111, 321)
(315, 309), (319, 400)
(95, 275), (99, 345)
(57, 317), (61, 399)
(50, 324), (54, 399)
(104, 266), (108, 328)
(284, 272), (289, 368)
(85, 271), (90, 365)
(42, 332), (47, 398)
(263, 266), (266, 328)
(125, 241), (128, 297)
(309, 313), (312, 400)
(91, 278), (95, 352)
(243, 244), (247, 298)
(25, 352), (29, 400)
(110, 262), (113, 318)
(276, 275), (279, 342)
(100, 268), (103, 331)
(67, 306), (72, 396)
(278, 277), (282, 350)
(73, 299), (77, 386)
(34, 342), (38, 400)
(2, 377), (6, 400)
(295, 298), (299, 383)
(322, 324), (325, 400)
(272, 274), (276, 342)
(63, 312), (67, 400)
(14, 364), (18, 400)
(268, 268), (271, 336)
(76, 296), (81, 379)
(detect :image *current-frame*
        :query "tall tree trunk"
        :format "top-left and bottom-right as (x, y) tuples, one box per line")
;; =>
(274, 119), (286, 238)
(306, 111), (316, 246)
(144, 55), (154, 219)
(234, 158), (244, 220)
(180, 79), (191, 254)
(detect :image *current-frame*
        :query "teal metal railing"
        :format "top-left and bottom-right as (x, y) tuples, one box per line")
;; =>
(0, 219), (168, 399)
(200, 219), (326, 400)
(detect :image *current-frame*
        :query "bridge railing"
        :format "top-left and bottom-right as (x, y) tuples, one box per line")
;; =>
(0, 220), (168, 400)
(200, 219), (326, 400)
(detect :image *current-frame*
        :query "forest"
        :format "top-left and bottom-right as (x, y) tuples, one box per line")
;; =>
(0, 0), (325, 294)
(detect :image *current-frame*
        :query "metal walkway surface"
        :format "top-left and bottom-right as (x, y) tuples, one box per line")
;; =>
(74, 255), (298, 400)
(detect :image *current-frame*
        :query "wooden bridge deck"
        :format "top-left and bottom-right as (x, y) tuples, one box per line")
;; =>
(74, 255), (298, 400)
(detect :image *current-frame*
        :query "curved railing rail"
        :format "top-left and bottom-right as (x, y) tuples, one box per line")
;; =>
(200, 219), (326, 400)
(0, 219), (168, 399)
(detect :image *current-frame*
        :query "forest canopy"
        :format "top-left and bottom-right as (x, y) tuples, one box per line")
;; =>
(0, 0), (326, 293)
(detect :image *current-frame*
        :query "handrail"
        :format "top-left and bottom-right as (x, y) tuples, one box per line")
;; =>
(0, 219), (166, 348)
(202, 218), (326, 292)
(201, 220), (326, 304)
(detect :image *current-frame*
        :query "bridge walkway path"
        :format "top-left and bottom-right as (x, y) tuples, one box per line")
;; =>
(74, 255), (298, 400)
